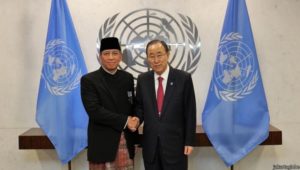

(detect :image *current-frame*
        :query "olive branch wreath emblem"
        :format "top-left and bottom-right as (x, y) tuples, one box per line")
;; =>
(214, 33), (258, 102)
(43, 39), (82, 96)
(179, 14), (201, 74)
(98, 11), (200, 75)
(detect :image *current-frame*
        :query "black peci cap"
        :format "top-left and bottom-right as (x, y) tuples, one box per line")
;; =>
(99, 37), (121, 52)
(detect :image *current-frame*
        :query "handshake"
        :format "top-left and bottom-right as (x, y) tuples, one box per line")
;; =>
(127, 116), (140, 132)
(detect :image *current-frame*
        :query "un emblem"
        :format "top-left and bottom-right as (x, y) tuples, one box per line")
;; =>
(97, 8), (201, 78)
(213, 33), (258, 102)
(42, 39), (82, 95)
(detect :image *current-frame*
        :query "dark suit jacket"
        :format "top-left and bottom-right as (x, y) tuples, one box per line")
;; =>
(136, 67), (196, 164)
(81, 67), (138, 163)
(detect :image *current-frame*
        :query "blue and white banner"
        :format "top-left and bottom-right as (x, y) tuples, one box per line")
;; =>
(202, 0), (270, 166)
(36, 0), (88, 164)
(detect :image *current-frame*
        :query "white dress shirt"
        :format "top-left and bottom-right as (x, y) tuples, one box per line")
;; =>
(154, 65), (169, 98)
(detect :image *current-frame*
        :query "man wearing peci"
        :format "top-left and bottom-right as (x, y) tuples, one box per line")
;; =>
(81, 37), (139, 170)
(135, 39), (197, 170)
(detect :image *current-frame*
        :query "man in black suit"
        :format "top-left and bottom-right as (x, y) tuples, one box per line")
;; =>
(81, 37), (139, 170)
(135, 40), (197, 170)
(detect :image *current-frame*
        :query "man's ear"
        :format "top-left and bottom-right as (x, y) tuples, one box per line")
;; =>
(97, 54), (102, 65)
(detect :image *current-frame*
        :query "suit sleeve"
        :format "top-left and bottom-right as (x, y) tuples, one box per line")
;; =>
(80, 76), (127, 132)
(183, 74), (197, 146)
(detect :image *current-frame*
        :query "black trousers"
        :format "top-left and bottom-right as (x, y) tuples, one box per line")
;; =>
(143, 138), (187, 170)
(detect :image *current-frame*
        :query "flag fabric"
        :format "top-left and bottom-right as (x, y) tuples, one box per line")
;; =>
(36, 0), (88, 164)
(202, 0), (270, 166)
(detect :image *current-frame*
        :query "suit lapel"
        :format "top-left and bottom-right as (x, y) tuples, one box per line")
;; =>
(161, 67), (176, 117)
(147, 71), (159, 115)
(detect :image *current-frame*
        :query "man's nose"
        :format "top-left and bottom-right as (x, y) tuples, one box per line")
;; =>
(153, 57), (160, 63)
(108, 53), (114, 59)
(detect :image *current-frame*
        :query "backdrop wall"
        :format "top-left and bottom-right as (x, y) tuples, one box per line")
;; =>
(0, 0), (299, 169)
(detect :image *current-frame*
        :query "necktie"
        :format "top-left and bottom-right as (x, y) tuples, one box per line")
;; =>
(157, 76), (164, 115)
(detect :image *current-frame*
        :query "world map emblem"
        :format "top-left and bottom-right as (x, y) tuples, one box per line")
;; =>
(213, 32), (258, 102)
(42, 39), (82, 95)
(97, 8), (201, 78)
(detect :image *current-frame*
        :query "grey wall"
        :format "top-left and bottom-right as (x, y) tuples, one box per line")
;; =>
(0, 0), (299, 169)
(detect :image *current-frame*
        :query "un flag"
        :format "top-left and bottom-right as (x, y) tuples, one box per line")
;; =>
(36, 0), (88, 164)
(202, 0), (270, 166)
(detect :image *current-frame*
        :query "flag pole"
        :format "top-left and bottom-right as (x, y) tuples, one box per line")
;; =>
(68, 161), (71, 170)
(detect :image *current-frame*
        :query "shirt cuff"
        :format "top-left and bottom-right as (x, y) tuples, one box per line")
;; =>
(123, 116), (129, 129)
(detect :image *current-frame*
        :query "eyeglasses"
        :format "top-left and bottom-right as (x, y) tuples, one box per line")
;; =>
(148, 53), (167, 61)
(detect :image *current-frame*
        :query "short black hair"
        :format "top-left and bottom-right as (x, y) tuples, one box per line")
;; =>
(145, 39), (170, 54)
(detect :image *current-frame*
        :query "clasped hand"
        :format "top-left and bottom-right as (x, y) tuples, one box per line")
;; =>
(127, 116), (140, 132)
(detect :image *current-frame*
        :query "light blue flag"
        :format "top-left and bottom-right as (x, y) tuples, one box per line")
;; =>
(36, 0), (88, 164)
(202, 0), (270, 166)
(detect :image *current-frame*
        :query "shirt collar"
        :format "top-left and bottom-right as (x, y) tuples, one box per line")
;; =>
(101, 66), (118, 75)
(154, 65), (169, 81)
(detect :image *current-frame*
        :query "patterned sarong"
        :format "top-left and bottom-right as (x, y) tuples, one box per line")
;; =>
(89, 132), (134, 170)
